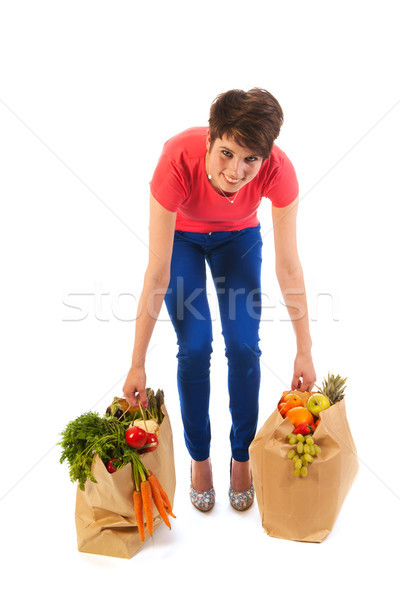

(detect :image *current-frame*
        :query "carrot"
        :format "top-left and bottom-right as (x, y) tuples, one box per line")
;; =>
(140, 480), (154, 536)
(133, 490), (145, 542)
(148, 470), (176, 519)
(148, 474), (171, 529)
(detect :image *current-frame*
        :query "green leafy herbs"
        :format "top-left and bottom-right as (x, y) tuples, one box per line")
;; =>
(59, 411), (136, 490)
(58, 387), (165, 490)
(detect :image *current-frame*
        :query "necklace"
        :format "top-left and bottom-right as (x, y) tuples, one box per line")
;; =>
(207, 173), (241, 203)
(205, 151), (241, 204)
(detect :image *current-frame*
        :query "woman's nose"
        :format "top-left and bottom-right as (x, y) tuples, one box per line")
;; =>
(229, 159), (243, 178)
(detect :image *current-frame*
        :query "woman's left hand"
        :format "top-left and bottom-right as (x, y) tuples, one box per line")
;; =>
(291, 350), (316, 392)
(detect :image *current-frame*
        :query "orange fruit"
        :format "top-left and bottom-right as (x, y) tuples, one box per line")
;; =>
(286, 406), (314, 427)
(280, 390), (311, 407)
(278, 397), (303, 416)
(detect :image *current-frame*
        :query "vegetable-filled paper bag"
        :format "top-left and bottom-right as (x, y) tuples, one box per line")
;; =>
(249, 400), (358, 542)
(75, 404), (175, 559)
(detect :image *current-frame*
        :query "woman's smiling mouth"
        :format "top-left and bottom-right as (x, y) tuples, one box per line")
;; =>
(222, 173), (242, 185)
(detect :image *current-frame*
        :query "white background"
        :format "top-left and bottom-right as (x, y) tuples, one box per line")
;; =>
(1, 0), (399, 597)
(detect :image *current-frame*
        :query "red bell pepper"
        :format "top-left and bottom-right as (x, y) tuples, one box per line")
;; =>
(107, 458), (122, 473)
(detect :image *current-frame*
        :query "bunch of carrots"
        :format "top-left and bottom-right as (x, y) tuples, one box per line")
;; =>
(131, 453), (176, 542)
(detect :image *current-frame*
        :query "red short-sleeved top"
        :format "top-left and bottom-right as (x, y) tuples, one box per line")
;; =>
(150, 127), (299, 232)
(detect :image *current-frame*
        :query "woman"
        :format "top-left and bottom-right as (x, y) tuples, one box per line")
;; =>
(123, 88), (316, 512)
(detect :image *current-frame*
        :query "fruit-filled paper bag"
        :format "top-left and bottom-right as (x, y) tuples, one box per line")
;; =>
(249, 399), (358, 542)
(75, 404), (175, 559)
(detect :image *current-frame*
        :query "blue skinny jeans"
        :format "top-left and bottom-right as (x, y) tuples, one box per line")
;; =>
(164, 225), (263, 462)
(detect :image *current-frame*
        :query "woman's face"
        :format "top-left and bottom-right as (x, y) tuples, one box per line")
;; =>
(205, 132), (264, 194)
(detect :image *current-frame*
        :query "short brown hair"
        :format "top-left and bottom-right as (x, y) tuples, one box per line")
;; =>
(208, 88), (284, 160)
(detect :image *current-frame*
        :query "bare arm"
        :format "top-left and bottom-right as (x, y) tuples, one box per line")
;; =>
(123, 194), (177, 406)
(272, 197), (316, 391)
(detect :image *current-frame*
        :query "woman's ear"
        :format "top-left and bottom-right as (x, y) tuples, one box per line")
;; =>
(206, 130), (211, 152)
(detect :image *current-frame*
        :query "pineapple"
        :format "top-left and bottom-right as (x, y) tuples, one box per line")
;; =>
(317, 373), (347, 404)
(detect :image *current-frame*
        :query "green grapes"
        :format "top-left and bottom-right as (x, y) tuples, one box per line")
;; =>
(286, 432), (321, 478)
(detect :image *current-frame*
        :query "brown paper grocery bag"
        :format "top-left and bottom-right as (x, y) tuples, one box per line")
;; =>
(249, 400), (358, 542)
(75, 404), (176, 558)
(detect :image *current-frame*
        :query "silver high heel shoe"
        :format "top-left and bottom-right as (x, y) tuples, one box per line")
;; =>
(229, 457), (255, 511)
(189, 460), (216, 512)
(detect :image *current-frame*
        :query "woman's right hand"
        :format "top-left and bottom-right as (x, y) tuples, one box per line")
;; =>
(122, 366), (148, 408)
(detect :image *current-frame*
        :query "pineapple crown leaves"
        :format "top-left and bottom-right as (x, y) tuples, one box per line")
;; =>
(316, 372), (347, 404)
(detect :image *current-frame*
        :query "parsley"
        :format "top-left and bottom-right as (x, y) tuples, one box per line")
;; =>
(59, 388), (165, 490)
(58, 411), (136, 490)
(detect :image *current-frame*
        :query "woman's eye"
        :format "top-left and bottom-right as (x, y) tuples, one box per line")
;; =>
(220, 151), (259, 162)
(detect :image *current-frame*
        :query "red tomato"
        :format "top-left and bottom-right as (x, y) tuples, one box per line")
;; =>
(139, 432), (159, 454)
(145, 432), (159, 451)
(125, 426), (147, 449)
